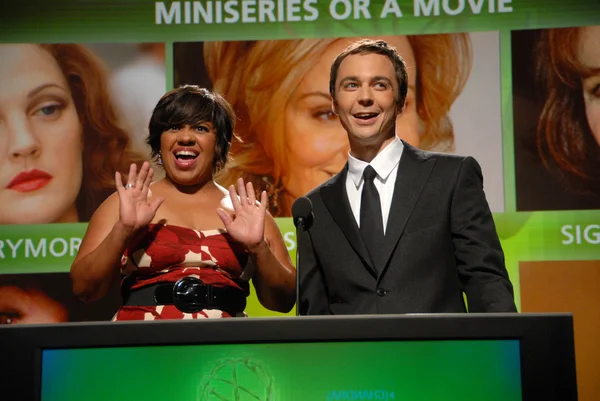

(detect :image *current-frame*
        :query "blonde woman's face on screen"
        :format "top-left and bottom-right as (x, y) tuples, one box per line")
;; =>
(283, 36), (418, 199)
(0, 44), (83, 224)
(579, 26), (600, 144)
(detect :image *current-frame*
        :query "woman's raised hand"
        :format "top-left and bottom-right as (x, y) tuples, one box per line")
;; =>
(115, 162), (164, 233)
(216, 178), (267, 248)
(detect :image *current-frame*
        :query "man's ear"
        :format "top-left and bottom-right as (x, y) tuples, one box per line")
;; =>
(397, 99), (406, 115)
(332, 97), (339, 115)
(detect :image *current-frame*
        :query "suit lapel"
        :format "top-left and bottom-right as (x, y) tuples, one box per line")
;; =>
(321, 165), (378, 278)
(378, 142), (435, 279)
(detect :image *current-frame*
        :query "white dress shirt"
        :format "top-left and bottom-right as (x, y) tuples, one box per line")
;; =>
(346, 137), (404, 234)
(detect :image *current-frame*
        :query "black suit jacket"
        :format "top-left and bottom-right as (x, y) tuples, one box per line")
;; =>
(297, 142), (517, 315)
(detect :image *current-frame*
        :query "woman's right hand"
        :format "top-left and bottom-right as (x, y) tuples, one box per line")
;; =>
(115, 162), (164, 234)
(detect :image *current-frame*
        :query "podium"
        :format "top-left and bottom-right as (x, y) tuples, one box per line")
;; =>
(0, 313), (576, 401)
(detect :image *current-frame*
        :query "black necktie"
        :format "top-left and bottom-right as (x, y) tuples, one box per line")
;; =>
(360, 165), (384, 270)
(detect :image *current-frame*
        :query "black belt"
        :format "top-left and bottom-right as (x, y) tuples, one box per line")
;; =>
(123, 276), (246, 314)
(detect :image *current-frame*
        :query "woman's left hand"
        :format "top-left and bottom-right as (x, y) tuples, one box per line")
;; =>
(216, 178), (267, 248)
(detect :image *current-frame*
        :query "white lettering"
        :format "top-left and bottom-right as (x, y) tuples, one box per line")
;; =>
(561, 225), (600, 245)
(154, 0), (510, 26)
(284, 231), (296, 251)
(0, 237), (83, 259)
(7, 239), (23, 258)
(216, 0), (223, 22)
(224, 0), (240, 22)
(442, 0), (464, 15)
(184, 1), (192, 23)
(330, 0), (352, 20)
(155, 1), (181, 24)
(414, 0), (439, 16)
(70, 238), (82, 256)
(584, 225), (600, 244)
(278, 0), (285, 21)
(49, 238), (68, 258)
(498, 0), (512, 12)
(258, 0), (276, 22)
(287, 0), (302, 21)
(193, 1), (213, 23)
(354, 0), (371, 18)
(154, 0), (325, 24)
(242, 0), (257, 22)
(25, 238), (46, 258)
(303, 0), (318, 20)
(326, 390), (396, 400)
(467, 0), (484, 13)
(380, 0), (402, 18)
(561, 225), (574, 244)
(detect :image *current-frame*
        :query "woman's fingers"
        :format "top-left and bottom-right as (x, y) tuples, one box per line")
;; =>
(127, 163), (137, 188)
(115, 171), (125, 192)
(246, 181), (256, 205)
(229, 184), (241, 213)
(216, 208), (233, 230)
(259, 190), (268, 213)
(142, 165), (154, 193)
(236, 178), (248, 201)
(136, 162), (150, 189)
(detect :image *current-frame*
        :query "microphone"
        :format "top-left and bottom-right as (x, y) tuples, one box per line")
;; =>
(291, 196), (314, 316)
(292, 196), (314, 230)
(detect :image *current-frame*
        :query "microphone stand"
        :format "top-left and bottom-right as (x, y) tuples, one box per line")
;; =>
(292, 196), (313, 316)
(295, 217), (305, 316)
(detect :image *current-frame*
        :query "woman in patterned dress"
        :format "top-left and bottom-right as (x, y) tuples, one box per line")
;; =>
(70, 85), (296, 320)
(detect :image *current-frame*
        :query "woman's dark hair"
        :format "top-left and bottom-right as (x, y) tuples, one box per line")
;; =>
(148, 85), (236, 173)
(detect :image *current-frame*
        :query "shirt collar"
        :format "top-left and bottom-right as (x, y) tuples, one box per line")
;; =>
(348, 136), (404, 188)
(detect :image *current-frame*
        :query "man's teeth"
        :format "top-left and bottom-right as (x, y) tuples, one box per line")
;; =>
(355, 113), (378, 119)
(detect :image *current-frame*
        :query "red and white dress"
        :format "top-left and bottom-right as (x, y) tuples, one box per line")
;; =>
(113, 224), (253, 321)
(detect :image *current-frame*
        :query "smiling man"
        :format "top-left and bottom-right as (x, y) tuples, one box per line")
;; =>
(296, 39), (517, 315)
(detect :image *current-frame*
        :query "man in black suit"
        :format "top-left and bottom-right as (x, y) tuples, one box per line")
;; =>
(297, 39), (517, 315)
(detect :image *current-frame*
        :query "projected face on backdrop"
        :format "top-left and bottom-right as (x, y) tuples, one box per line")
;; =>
(0, 285), (68, 324)
(283, 36), (418, 200)
(204, 34), (469, 217)
(0, 44), (83, 224)
(579, 26), (600, 143)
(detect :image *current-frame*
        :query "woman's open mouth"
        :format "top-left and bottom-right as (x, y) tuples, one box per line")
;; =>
(173, 149), (199, 170)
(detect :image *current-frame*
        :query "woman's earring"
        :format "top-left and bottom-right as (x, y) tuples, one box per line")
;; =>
(157, 152), (163, 165)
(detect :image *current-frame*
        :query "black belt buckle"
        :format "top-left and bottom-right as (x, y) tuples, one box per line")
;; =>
(169, 276), (213, 313)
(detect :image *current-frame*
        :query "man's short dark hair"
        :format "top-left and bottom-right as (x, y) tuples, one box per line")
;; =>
(329, 39), (408, 107)
(147, 85), (236, 173)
